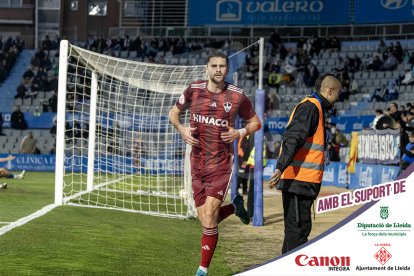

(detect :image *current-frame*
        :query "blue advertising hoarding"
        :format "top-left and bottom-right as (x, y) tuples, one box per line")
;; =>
(355, 0), (414, 24)
(321, 162), (399, 189)
(1, 154), (399, 190)
(266, 115), (375, 134)
(264, 159), (399, 188)
(188, 0), (350, 26)
(0, 154), (184, 175)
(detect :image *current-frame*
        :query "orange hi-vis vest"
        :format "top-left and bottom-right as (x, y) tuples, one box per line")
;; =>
(281, 97), (325, 184)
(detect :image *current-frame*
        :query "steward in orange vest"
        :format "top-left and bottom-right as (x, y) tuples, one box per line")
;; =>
(268, 73), (342, 254)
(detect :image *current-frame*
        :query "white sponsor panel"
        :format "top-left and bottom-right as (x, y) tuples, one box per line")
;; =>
(238, 175), (414, 275)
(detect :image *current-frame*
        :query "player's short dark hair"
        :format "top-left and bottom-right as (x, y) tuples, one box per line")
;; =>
(314, 73), (337, 92)
(206, 52), (229, 66)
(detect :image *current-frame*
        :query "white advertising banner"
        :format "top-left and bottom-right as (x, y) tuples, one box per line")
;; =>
(238, 173), (414, 275)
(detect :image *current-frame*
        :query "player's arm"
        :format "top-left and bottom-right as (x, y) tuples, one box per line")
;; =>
(169, 105), (199, 146)
(0, 155), (16, 162)
(221, 114), (261, 143)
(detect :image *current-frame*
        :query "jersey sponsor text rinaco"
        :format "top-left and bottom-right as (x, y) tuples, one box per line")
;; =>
(176, 80), (256, 169)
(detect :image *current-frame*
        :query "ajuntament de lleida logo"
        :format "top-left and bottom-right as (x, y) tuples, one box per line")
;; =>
(380, 206), (389, 219)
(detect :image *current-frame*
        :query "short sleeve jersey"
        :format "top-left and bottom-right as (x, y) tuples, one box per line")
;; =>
(176, 80), (256, 169)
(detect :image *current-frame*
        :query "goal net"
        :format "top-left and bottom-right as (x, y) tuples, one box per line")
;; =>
(54, 41), (206, 218)
(54, 40), (258, 219)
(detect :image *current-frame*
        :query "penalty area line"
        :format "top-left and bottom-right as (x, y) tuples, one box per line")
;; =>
(0, 204), (57, 236)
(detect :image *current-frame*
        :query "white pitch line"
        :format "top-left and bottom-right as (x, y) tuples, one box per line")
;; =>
(0, 204), (57, 236)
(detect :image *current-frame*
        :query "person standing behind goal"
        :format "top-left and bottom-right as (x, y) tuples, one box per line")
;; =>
(268, 73), (342, 254)
(169, 52), (261, 276)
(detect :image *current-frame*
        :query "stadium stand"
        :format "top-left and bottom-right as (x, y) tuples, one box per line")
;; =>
(1, 34), (414, 159)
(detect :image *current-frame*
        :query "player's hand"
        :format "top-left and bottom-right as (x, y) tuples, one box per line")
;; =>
(180, 126), (199, 146)
(221, 127), (239, 143)
(268, 169), (282, 189)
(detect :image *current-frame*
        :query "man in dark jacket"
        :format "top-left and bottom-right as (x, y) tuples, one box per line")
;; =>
(268, 73), (342, 253)
(10, 106), (27, 130)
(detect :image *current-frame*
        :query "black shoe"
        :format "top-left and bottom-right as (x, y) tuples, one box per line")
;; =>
(232, 194), (250, 225)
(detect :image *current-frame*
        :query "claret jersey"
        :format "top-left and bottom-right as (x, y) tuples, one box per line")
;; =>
(176, 80), (256, 169)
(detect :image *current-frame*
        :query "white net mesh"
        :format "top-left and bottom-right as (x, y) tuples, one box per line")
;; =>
(60, 43), (203, 218)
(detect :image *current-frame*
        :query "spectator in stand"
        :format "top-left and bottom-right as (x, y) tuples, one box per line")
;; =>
(95, 36), (106, 53)
(384, 83), (398, 101)
(23, 79), (38, 100)
(393, 41), (404, 63)
(328, 142), (340, 162)
(401, 131), (414, 171)
(269, 31), (282, 55)
(399, 105), (408, 117)
(41, 35), (53, 55)
(405, 111), (414, 130)
(303, 62), (319, 88)
(48, 73), (59, 92)
(380, 52), (398, 71)
(40, 55), (52, 71)
(333, 128), (349, 148)
(15, 81), (26, 100)
(48, 90), (58, 112)
(10, 106), (27, 130)
(20, 131), (40, 154)
(367, 55), (383, 71)
(283, 51), (298, 74)
(51, 34), (60, 50)
(371, 109), (384, 129)
(296, 37), (306, 53)
(331, 36), (341, 52)
(0, 112), (4, 136)
(22, 66), (35, 81)
(349, 79), (360, 94)
(310, 35), (323, 57)
(267, 70), (282, 91)
(50, 116), (57, 135)
(324, 36), (333, 51)
(119, 35), (131, 57)
(398, 69), (414, 85)
(369, 84), (388, 102)
(388, 102), (402, 123)
(85, 34), (96, 51)
(377, 40), (387, 56)
(345, 54), (362, 73)
(408, 51), (414, 67)
(338, 84), (350, 102)
(31, 47), (45, 68)
(38, 73), (50, 92)
(332, 57), (346, 73)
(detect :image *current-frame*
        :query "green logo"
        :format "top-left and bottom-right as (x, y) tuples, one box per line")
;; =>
(380, 206), (389, 219)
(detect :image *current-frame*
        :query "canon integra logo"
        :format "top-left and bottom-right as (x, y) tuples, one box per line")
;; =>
(246, 0), (323, 13)
(192, 114), (229, 127)
(295, 254), (350, 266)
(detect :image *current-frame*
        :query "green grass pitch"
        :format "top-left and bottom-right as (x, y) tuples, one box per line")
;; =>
(0, 172), (233, 275)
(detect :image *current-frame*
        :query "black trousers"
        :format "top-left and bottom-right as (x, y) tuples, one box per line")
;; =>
(281, 191), (314, 254)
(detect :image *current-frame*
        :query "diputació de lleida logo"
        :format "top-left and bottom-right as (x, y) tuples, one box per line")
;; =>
(380, 206), (389, 219)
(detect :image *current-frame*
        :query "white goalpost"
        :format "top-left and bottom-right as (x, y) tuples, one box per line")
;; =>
(54, 40), (203, 218)
(54, 39), (262, 220)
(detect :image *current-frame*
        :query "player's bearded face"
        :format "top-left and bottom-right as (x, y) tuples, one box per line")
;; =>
(206, 57), (228, 84)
